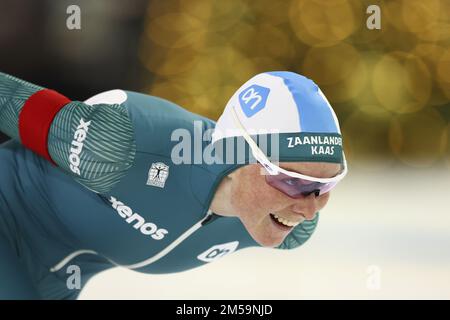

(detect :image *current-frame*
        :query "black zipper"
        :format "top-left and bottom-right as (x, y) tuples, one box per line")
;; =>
(201, 212), (221, 226)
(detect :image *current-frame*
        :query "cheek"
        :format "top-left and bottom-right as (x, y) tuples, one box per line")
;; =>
(228, 171), (295, 247)
(317, 192), (331, 209)
(230, 173), (283, 217)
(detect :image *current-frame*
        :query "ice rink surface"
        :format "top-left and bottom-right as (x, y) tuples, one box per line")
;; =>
(80, 163), (450, 299)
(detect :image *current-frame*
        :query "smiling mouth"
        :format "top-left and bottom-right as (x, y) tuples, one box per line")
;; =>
(269, 213), (300, 230)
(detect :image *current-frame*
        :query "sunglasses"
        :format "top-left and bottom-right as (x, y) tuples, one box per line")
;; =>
(231, 105), (348, 199)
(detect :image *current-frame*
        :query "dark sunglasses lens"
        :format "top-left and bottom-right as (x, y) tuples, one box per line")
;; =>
(265, 174), (337, 198)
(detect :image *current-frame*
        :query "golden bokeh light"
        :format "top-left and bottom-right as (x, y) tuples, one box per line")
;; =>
(413, 43), (449, 107)
(250, 0), (292, 26)
(401, 0), (441, 34)
(402, 0), (450, 42)
(230, 24), (295, 60)
(189, 85), (238, 119)
(145, 12), (207, 49)
(358, 103), (394, 118)
(178, 0), (213, 20)
(289, 0), (360, 47)
(349, 16), (386, 46)
(249, 57), (286, 74)
(302, 43), (360, 86)
(383, 0), (409, 32)
(197, 46), (257, 84)
(170, 60), (223, 95)
(389, 109), (448, 168)
(147, 81), (195, 111)
(373, 52), (431, 114)
(302, 43), (367, 103)
(342, 108), (394, 171)
(436, 48), (450, 100)
(139, 0), (450, 168)
(145, 1), (180, 19)
(200, 0), (249, 32)
(139, 42), (200, 76)
(416, 22), (450, 43)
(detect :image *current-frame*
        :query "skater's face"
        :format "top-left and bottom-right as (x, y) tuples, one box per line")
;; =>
(228, 162), (341, 247)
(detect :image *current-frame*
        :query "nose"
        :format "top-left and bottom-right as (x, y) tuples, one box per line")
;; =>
(290, 193), (318, 220)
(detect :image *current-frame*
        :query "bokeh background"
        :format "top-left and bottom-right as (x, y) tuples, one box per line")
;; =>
(0, 0), (449, 299)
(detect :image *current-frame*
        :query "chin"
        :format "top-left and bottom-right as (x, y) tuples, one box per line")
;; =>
(249, 229), (286, 248)
(240, 215), (288, 248)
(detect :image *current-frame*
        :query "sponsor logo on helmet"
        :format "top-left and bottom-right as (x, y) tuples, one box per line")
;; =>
(239, 85), (270, 117)
(286, 135), (342, 155)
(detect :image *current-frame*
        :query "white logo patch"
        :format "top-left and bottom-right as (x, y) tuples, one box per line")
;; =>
(146, 162), (169, 188)
(197, 241), (239, 263)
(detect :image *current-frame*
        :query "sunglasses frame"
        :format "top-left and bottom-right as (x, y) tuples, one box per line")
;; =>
(230, 104), (348, 184)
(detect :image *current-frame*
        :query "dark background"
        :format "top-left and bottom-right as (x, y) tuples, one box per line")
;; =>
(0, 0), (148, 143)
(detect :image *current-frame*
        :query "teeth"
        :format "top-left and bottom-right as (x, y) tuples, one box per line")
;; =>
(271, 214), (300, 227)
